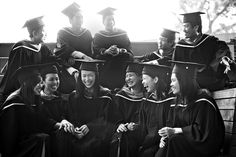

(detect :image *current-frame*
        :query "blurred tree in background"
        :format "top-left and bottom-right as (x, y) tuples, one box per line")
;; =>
(175, 0), (236, 34)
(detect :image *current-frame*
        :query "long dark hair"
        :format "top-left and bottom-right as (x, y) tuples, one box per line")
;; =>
(174, 72), (200, 103)
(20, 75), (42, 105)
(146, 74), (169, 101)
(75, 70), (100, 98)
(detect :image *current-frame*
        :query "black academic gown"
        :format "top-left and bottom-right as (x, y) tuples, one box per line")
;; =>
(93, 29), (133, 90)
(155, 92), (225, 157)
(62, 86), (112, 157)
(110, 87), (144, 157)
(0, 40), (55, 104)
(40, 91), (70, 156)
(54, 28), (93, 93)
(141, 48), (174, 66)
(173, 34), (231, 91)
(0, 89), (54, 157)
(139, 94), (175, 157)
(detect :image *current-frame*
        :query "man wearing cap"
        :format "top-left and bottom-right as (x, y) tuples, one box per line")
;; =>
(93, 7), (133, 90)
(0, 16), (55, 104)
(173, 11), (232, 91)
(135, 28), (178, 66)
(54, 2), (93, 94)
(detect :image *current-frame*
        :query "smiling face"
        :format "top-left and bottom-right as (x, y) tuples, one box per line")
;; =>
(43, 73), (60, 94)
(33, 26), (46, 43)
(170, 73), (180, 95)
(70, 11), (83, 28)
(103, 15), (115, 31)
(81, 70), (96, 89)
(183, 22), (198, 39)
(125, 72), (142, 88)
(142, 74), (158, 93)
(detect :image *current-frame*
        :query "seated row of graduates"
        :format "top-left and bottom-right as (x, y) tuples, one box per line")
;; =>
(0, 58), (225, 157)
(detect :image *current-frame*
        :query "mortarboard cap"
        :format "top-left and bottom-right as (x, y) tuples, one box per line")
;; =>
(23, 16), (44, 33)
(160, 28), (179, 41)
(141, 63), (171, 79)
(180, 12), (205, 25)
(12, 63), (57, 85)
(40, 63), (59, 77)
(75, 59), (105, 72)
(126, 61), (143, 75)
(62, 2), (81, 19)
(98, 7), (116, 18)
(170, 60), (205, 79)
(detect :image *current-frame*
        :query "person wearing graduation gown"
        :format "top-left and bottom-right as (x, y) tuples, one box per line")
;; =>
(173, 12), (232, 91)
(135, 28), (178, 66)
(0, 64), (57, 157)
(155, 61), (225, 157)
(110, 62), (145, 157)
(93, 7), (133, 90)
(54, 2), (93, 94)
(63, 59), (113, 157)
(0, 16), (55, 105)
(39, 64), (75, 156)
(138, 63), (175, 157)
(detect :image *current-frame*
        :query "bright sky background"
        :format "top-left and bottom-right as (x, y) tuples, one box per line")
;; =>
(0, 0), (182, 43)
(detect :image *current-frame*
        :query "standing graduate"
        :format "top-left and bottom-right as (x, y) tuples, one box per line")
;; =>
(0, 16), (55, 105)
(65, 59), (113, 157)
(0, 64), (56, 157)
(135, 28), (178, 66)
(138, 63), (175, 157)
(173, 12), (232, 91)
(110, 62), (144, 157)
(39, 64), (74, 156)
(156, 61), (225, 157)
(54, 2), (93, 93)
(93, 7), (133, 90)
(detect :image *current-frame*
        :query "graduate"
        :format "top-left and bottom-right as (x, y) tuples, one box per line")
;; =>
(0, 64), (56, 157)
(65, 59), (113, 157)
(0, 16), (55, 105)
(110, 62), (144, 157)
(155, 61), (225, 157)
(54, 2), (93, 93)
(135, 28), (178, 66)
(173, 12), (232, 91)
(39, 64), (74, 156)
(138, 63), (175, 157)
(93, 7), (133, 90)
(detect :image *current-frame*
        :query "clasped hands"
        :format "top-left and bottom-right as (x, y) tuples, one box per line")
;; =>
(56, 120), (89, 139)
(74, 125), (89, 140)
(117, 122), (139, 133)
(158, 127), (182, 148)
(104, 45), (127, 56)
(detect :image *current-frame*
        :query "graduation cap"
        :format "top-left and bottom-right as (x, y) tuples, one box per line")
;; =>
(12, 63), (56, 85)
(23, 16), (44, 33)
(170, 60), (205, 79)
(141, 63), (171, 79)
(62, 2), (81, 19)
(160, 28), (179, 41)
(40, 63), (59, 77)
(75, 59), (105, 72)
(98, 7), (116, 19)
(180, 12), (205, 25)
(126, 61), (143, 75)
